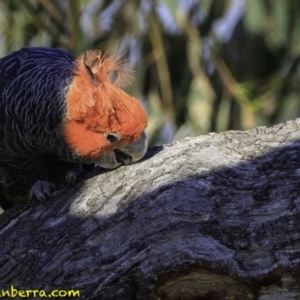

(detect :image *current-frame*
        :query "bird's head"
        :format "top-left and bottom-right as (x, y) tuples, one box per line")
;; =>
(63, 50), (148, 168)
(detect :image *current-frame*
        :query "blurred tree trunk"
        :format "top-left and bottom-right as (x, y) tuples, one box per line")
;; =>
(1, 119), (300, 299)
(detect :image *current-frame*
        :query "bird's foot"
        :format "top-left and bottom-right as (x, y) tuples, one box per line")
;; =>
(66, 171), (78, 186)
(30, 180), (56, 205)
(65, 164), (86, 186)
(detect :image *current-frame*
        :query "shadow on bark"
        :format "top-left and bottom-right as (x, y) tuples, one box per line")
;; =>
(0, 120), (300, 299)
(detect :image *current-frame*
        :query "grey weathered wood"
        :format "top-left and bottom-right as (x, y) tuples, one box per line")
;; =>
(1, 119), (300, 299)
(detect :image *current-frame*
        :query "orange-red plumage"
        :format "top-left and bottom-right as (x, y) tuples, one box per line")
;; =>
(63, 50), (147, 159)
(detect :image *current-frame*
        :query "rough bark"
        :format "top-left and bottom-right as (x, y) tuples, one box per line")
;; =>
(1, 119), (300, 300)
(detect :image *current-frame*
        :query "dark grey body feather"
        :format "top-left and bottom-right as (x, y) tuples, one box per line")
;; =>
(0, 47), (77, 205)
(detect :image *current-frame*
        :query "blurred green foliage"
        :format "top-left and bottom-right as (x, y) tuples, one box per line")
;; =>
(0, 0), (300, 145)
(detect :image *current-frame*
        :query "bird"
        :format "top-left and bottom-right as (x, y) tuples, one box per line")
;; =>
(0, 47), (148, 209)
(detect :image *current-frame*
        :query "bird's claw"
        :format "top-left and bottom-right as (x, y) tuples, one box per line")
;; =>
(66, 165), (85, 186)
(30, 180), (56, 205)
(66, 171), (77, 186)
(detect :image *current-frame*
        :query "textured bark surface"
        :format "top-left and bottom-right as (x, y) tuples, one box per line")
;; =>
(1, 119), (300, 299)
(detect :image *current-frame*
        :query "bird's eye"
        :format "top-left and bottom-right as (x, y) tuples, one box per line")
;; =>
(105, 133), (120, 143)
(108, 70), (118, 83)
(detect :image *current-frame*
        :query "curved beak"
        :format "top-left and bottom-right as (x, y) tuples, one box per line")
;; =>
(95, 131), (148, 169)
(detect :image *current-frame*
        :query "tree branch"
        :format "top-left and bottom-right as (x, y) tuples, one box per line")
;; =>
(1, 119), (300, 299)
